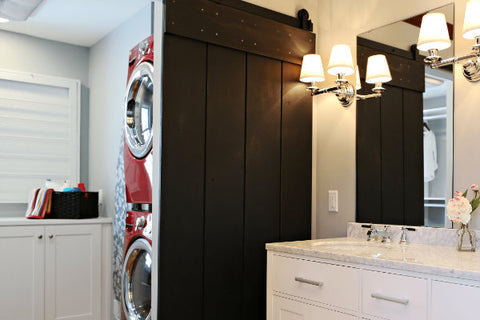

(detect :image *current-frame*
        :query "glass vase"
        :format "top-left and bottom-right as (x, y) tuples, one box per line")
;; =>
(457, 224), (476, 252)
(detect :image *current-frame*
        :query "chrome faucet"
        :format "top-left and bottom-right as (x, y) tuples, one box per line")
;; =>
(367, 225), (392, 243)
(399, 226), (416, 245)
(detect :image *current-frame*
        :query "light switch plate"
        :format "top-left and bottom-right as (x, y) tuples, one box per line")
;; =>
(328, 190), (338, 213)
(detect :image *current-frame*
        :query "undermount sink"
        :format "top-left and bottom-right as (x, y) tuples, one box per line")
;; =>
(310, 239), (420, 263)
(312, 239), (383, 249)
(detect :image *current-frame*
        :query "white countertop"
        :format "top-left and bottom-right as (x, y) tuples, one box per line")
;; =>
(0, 217), (113, 226)
(266, 237), (480, 282)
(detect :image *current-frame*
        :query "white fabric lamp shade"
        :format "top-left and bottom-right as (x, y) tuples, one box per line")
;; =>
(463, 0), (480, 39)
(300, 54), (325, 83)
(417, 12), (451, 51)
(327, 44), (354, 76)
(355, 65), (361, 90)
(366, 54), (392, 84)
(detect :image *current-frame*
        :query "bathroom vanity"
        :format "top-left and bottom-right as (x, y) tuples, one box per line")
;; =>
(267, 224), (480, 320)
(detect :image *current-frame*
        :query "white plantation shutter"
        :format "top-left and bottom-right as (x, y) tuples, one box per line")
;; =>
(0, 69), (80, 203)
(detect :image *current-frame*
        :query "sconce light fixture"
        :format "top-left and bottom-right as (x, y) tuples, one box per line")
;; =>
(300, 46), (392, 106)
(300, 44), (356, 107)
(418, 0), (480, 81)
(357, 54), (392, 100)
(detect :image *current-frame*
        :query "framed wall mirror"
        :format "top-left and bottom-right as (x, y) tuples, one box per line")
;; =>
(356, 3), (454, 228)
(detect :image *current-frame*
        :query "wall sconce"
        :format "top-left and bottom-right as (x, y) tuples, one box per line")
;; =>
(418, 0), (480, 81)
(300, 44), (356, 107)
(357, 54), (392, 100)
(300, 46), (392, 106)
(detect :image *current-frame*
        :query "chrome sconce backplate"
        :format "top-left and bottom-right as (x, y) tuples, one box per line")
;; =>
(463, 57), (480, 81)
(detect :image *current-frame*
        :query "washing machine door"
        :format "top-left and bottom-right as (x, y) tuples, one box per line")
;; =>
(125, 62), (154, 159)
(122, 238), (152, 320)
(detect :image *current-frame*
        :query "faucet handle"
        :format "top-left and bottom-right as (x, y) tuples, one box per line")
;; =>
(381, 226), (392, 243)
(366, 225), (376, 241)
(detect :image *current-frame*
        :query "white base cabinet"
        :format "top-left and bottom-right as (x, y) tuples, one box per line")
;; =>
(0, 219), (112, 320)
(267, 251), (480, 320)
(272, 295), (357, 320)
(431, 280), (480, 320)
(0, 226), (45, 320)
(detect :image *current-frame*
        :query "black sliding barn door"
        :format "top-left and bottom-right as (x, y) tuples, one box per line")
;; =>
(356, 37), (424, 226)
(159, 1), (314, 319)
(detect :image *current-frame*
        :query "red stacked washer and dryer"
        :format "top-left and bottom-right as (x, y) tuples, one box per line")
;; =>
(121, 35), (154, 320)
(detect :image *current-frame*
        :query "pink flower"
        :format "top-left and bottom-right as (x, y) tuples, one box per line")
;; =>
(471, 184), (480, 191)
(447, 196), (472, 224)
(455, 191), (463, 197)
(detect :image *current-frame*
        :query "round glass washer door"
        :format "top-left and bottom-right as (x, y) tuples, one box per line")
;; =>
(125, 62), (154, 159)
(122, 238), (152, 320)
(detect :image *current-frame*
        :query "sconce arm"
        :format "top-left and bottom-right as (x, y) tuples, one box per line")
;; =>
(430, 51), (480, 69)
(356, 93), (382, 100)
(308, 79), (355, 107)
(311, 85), (339, 96)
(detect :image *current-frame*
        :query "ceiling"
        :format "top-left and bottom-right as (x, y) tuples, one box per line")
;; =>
(0, 0), (151, 47)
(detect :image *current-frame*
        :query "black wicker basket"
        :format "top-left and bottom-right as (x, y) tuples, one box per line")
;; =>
(49, 192), (99, 219)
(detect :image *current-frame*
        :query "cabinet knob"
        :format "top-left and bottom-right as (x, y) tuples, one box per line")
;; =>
(38, 235), (43, 239)
(49, 235), (54, 239)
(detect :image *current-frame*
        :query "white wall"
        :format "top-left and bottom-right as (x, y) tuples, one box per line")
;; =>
(0, 30), (89, 217)
(88, 5), (152, 218)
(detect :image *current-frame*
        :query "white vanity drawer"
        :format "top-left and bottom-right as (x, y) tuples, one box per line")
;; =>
(362, 270), (427, 320)
(271, 254), (360, 311)
(272, 295), (357, 320)
(431, 280), (480, 320)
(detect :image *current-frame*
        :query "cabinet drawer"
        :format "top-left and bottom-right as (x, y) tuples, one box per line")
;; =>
(432, 281), (480, 320)
(271, 254), (360, 311)
(272, 295), (357, 320)
(362, 270), (427, 320)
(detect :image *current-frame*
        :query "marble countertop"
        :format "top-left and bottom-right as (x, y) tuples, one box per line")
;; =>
(0, 217), (113, 226)
(266, 237), (480, 281)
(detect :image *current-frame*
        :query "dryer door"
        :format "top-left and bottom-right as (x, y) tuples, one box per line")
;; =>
(125, 62), (154, 159)
(122, 238), (152, 320)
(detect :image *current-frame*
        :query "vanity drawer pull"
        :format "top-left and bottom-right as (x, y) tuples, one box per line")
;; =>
(371, 293), (409, 305)
(294, 277), (323, 287)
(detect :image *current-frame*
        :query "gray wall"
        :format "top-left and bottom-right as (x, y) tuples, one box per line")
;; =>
(0, 30), (89, 84)
(88, 5), (152, 218)
(0, 30), (89, 217)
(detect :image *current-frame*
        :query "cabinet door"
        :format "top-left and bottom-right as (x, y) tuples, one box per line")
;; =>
(272, 295), (357, 320)
(431, 280), (480, 320)
(45, 224), (101, 320)
(0, 226), (45, 320)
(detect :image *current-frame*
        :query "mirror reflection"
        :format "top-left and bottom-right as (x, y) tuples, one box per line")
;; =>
(356, 3), (454, 228)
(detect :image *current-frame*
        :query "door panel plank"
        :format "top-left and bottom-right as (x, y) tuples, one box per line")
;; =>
(403, 89), (424, 226)
(281, 62), (312, 241)
(381, 85), (405, 224)
(244, 53), (282, 320)
(160, 34), (207, 319)
(204, 44), (246, 319)
(356, 96), (382, 223)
